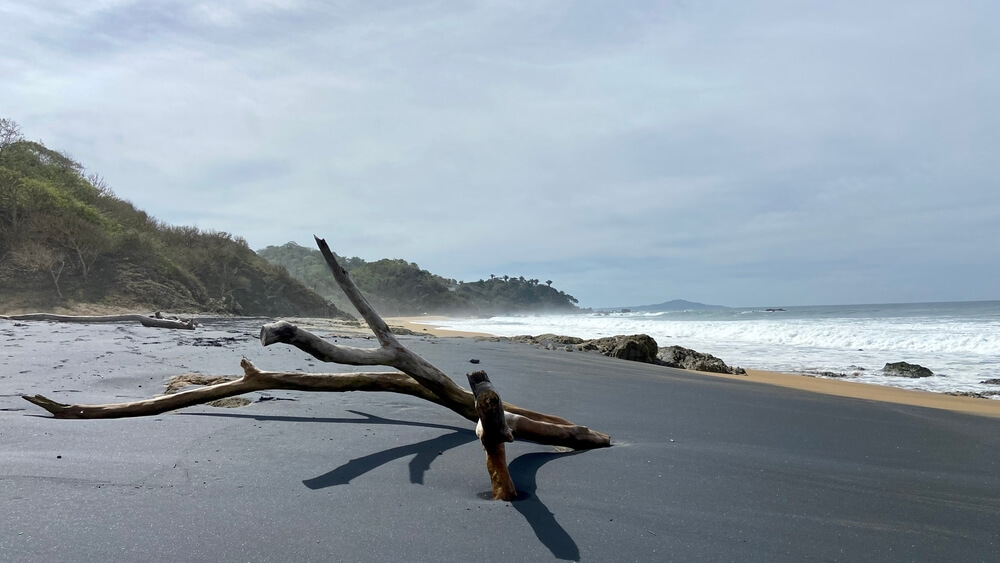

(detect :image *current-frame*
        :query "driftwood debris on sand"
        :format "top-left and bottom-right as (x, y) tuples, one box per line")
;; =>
(20, 236), (610, 500)
(1, 312), (196, 330)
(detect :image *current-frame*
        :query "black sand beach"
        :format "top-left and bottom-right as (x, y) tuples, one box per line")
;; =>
(3, 318), (999, 562)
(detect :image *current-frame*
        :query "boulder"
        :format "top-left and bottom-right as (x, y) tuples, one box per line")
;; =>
(882, 361), (933, 378)
(518, 333), (586, 345)
(657, 345), (746, 375)
(576, 334), (660, 363)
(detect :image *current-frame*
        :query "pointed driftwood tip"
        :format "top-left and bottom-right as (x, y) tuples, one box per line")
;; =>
(21, 394), (69, 415)
(240, 357), (260, 377)
(314, 236), (330, 252)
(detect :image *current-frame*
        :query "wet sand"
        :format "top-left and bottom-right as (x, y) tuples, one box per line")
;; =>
(3, 316), (999, 562)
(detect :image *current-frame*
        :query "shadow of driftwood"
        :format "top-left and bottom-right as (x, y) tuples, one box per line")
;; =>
(185, 410), (477, 487)
(187, 410), (585, 560)
(508, 450), (586, 562)
(185, 409), (461, 432)
(304, 429), (476, 488)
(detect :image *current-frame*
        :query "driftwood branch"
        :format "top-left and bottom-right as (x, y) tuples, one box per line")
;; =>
(22, 357), (608, 448)
(2, 313), (195, 330)
(312, 236), (478, 412)
(22, 359), (444, 419)
(21, 236), (611, 498)
(469, 371), (517, 500)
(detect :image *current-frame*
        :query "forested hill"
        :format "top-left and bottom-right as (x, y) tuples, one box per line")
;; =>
(257, 242), (581, 316)
(0, 118), (350, 318)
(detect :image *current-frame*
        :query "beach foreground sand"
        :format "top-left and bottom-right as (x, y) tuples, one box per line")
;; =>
(3, 316), (999, 562)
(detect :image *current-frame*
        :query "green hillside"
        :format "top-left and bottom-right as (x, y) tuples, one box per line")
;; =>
(0, 118), (350, 319)
(257, 242), (581, 316)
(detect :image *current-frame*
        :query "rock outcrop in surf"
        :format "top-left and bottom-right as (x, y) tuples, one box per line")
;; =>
(505, 333), (745, 374)
(656, 345), (747, 375)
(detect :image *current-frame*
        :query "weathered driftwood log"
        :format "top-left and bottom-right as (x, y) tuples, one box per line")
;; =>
(21, 236), (611, 497)
(1, 313), (196, 330)
(23, 358), (441, 418)
(468, 370), (517, 501)
(22, 353), (607, 449)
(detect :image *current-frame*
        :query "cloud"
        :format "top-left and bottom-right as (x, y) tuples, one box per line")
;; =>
(2, 0), (997, 306)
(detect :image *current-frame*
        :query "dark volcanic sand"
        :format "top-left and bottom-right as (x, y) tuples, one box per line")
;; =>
(2, 318), (999, 562)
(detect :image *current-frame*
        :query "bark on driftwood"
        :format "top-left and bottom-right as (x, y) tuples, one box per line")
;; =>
(21, 236), (611, 498)
(2, 313), (196, 330)
(468, 370), (517, 501)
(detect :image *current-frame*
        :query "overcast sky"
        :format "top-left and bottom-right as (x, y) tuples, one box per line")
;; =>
(2, 1), (997, 308)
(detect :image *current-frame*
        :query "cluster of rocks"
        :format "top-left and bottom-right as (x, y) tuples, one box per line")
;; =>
(504, 334), (978, 386)
(508, 333), (746, 375)
(805, 362), (940, 380)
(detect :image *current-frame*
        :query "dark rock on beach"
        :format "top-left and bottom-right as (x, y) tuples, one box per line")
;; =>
(980, 379), (1000, 385)
(576, 334), (660, 363)
(510, 334), (586, 346)
(657, 345), (746, 375)
(809, 371), (852, 378)
(883, 361), (934, 378)
(513, 333), (658, 362)
(389, 325), (423, 336)
(945, 390), (1000, 399)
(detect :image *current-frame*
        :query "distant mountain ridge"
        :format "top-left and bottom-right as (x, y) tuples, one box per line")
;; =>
(615, 299), (729, 312)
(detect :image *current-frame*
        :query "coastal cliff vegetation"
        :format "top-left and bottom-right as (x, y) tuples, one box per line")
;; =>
(0, 118), (349, 318)
(258, 243), (581, 316)
(0, 118), (578, 318)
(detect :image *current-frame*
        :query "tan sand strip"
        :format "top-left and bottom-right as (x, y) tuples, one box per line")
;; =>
(385, 316), (494, 338)
(724, 369), (999, 418)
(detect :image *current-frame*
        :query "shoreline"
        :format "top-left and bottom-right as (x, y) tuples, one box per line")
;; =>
(385, 315), (495, 338)
(389, 315), (1000, 419)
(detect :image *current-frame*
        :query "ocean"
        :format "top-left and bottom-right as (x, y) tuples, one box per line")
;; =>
(414, 301), (1000, 397)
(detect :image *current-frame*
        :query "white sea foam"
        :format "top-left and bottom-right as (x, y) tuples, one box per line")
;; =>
(416, 303), (1000, 396)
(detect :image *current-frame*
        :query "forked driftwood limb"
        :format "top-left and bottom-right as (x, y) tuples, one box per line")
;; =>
(2, 312), (196, 330)
(21, 236), (611, 497)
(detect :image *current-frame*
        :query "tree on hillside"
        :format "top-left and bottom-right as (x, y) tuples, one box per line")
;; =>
(0, 118), (23, 157)
(0, 168), (30, 264)
(48, 211), (113, 280)
(13, 241), (67, 298)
